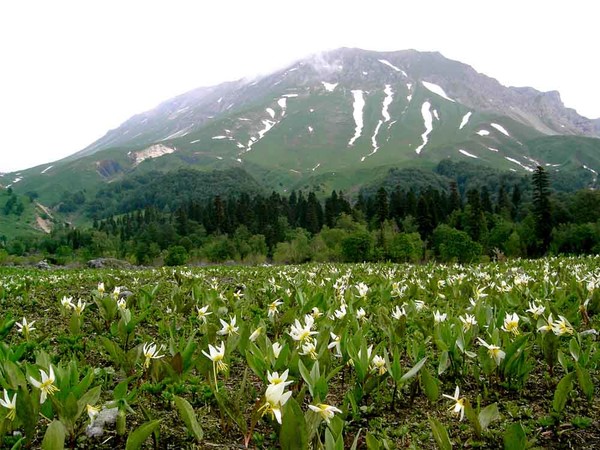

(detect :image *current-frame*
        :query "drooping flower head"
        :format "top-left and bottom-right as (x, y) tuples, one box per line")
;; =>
(0, 389), (16, 421)
(29, 366), (59, 404)
(442, 386), (465, 421)
(308, 403), (342, 423)
(142, 342), (165, 369)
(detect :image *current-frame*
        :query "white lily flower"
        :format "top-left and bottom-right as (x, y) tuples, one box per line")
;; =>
(268, 300), (283, 318)
(391, 305), (406, 320)
(308, 403), (342, 423)
(16, 317), (35, 334)
(442, 386), (465, 421)
(60, 296), (74, 310)
(267, 369), (293, 387)
(29, 366), (59, 404)
(196, 305), (212, 323)
(501, 312), (520, 335)
(552, 316), (574, 336)
(370, 354), (387, 375)
(262, 382), (292, 424)
(433, 310), (447, 323)
(249, 327), (263, 342)
(142, 342), (165, 369)
(459, 314), (477, 331)
(288, 315), (317, 342)
(272, 342), (283, 359)
(526, 301), (545, 318)
(327, 332), (342, 358)
(217, 316), (239, 336)
(477, 338), (505, 366)
(356, 307), (367, 321)
(0, 389), (16, 421)
(74, 299), (86, 315)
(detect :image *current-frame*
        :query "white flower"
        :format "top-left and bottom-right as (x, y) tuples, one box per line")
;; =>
(196, 305), (212, 323)
(60, 296), (74, 310)
(537, 314), (555, 333)
(268, 300), (283, 318)
(16, 317), (35, 334)
(86, 404), (100, 424)
(0, 389), (16, 421)
(552, 315), (574, 336)
(308, 403), (342, 423)
(333, 304), (347, 320)
(97, 282), (105, 294)
(288, 315), (317, 342)
(262, 382), (292, 424)
(249, 327), (263, 342)
(74, 299), (86, 315)
(311, 307), (323, 318)
(477, 338), (505, 366)
(433, 310), (447, 323)
(442, 386), (465, 421)
(217, 316), (239, 336)
(117, 298), (128, 311)
(272, 342), (283, 359)
(370, 354), (387, 375)
(414, 300), (425, 311)
(501, 312), (520, 335)
(112, 287), (121, 300)
(29, 367), (59, 404)
(142, 342), (165, 368)
(202, 342), (227, 372)
(391, 305), (406, 320)
(300, 339), (318, 360)
(355, 282), (369, 298)
(267, 369), (293, 388)
(459, 314), (477, 331)
(327, 332), (342, 358)
(356, 307), (367, 321)
(526, 301), (545, 318)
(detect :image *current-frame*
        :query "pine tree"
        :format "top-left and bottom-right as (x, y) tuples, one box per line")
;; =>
(532, 166), (552, 254)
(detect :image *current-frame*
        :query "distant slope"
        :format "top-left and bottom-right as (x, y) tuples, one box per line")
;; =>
(3, 47), (600, 222)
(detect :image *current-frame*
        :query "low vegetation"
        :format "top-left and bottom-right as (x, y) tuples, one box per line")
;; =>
(0, 257), (599, 448)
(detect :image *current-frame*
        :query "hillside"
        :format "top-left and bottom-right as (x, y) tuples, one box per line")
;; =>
(2, 47), (599, 235)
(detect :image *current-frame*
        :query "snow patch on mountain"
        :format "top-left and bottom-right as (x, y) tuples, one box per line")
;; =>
(348, 90), (365, 146)
(487, 147), (499, 152)
(362, 120), (384, 162)
(505, 157), (534, 172)
(41, 165), (53, 174)
(378, 59), (407, 76)
(459, 112), (472, 130)
(130, 144), (175, 166)
(414, 102), (433, 155)
(491, 123), (510, 136)
(477, 130), (490, 136)
(266, 108), (275, 119)
(278, 98), (287, 117)
(322, 82), (338, 92)
(212, 136), (227, 140)
(382, 85), (394, 122)
(422, 81), (455, 102)
(459, 149), (478, 159)
(312, 163), (321, 171)
(433, 109), (440, 120)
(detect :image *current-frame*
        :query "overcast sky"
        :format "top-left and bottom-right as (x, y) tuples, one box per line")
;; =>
(1, 0), (599, 173)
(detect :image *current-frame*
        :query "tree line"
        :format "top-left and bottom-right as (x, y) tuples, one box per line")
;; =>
(3, 165), (600, 266)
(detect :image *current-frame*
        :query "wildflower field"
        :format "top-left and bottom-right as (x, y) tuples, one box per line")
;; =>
(0, 257), (599, 449)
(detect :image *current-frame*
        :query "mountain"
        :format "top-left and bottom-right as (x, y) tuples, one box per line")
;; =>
(4, 48), (600, 210)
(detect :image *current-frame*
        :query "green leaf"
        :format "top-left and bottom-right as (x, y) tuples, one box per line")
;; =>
(552, 372), (574, 415)
(41, 420), (66, 450)
(575, 364), (594, 402)
(542, 332), (559, 369)
(438, 351), (450, 375)
(298, 359), (313, 396)
(478, 403), (499, 431)
(280, 397), (308, 450)
(125, 419), (161, 450)
(429, 416), (452, 450)
(174, 396), (203, 442)
(366, 432), (381, 450)
(464, 399), (482, 437)
(401, 356), (427, 383)
(420, 368), (439, 402)
(503, 422), (526, 450)
(349, 429), (363, 450)
(569, 338), (580, 362)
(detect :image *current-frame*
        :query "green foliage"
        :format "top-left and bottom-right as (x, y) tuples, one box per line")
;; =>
(432, 224), (482, 262)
